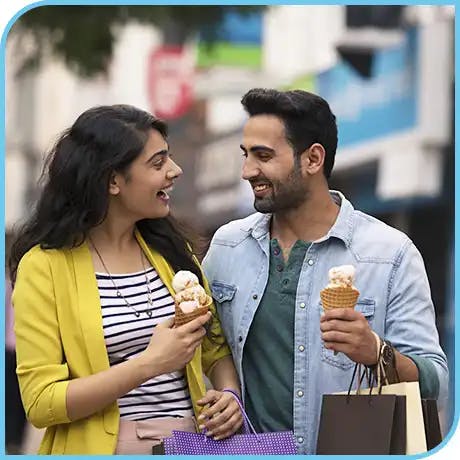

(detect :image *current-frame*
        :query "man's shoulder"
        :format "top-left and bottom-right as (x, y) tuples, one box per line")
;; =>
(353, 210), (408, 241)
(351, 209), (411, 259)
(211, 213), (264, 247)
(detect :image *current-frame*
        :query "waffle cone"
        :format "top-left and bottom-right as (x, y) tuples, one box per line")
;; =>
(320, 286), (359, 310)
(174, 295), (212, 326)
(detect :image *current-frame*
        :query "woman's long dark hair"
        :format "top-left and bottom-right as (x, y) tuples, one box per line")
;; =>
(9, 104), (203, 285)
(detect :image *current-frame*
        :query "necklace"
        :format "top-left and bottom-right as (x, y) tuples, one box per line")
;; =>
(90, 239), (154, 318)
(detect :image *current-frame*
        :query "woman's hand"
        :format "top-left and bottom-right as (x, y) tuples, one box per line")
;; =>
(140, 312), (211, 377)
(197, 389), (244, 440)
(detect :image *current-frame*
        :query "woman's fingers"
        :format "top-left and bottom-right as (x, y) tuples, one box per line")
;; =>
(210, 412), (244, 440)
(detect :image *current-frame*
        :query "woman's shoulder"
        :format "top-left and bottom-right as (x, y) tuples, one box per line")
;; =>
(18, 245), (66, 271)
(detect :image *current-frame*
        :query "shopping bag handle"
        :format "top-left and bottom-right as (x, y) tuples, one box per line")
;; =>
(347, 363), (371, 396)
(221, 388), (258, 436)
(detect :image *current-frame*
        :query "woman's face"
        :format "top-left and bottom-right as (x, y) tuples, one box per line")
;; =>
(110, 129), (183, 220)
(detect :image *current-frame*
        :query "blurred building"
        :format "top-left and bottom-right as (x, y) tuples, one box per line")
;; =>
(5, 3), (455, 440)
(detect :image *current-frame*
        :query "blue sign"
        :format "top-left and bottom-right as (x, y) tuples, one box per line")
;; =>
(317, 28), (418, 148)
(199, 10), (262, 45)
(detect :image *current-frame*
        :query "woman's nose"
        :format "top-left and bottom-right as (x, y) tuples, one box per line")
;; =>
(166, 158), (183, 179)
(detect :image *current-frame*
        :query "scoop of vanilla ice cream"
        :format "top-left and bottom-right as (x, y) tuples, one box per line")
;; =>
(172, 270), (199, 293)
(327, 265), (356, 288)
(175, 284), (208, 305)
(179, 300), (199, 313)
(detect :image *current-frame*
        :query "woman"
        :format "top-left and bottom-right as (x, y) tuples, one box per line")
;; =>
(9, 105), (242, 454)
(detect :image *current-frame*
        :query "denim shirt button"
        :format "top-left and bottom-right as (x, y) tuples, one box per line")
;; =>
(307, 259), (314, 266)
(297, 436), (304, 443)
(252, 294), (258, 300)
(238, 336), (243, 343)
(297, 390), (304, 397)
(298, 345), (305, 352)
(299, 302), (306, 309)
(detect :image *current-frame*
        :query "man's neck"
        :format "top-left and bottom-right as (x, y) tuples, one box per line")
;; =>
(271, 188), (340, 246)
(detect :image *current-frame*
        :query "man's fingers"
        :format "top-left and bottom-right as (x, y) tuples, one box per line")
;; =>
(323, 341), (352, 354)
(322, 330), (353, 344)
(321, 308), (361, 322)
(320, 319), (356, 333)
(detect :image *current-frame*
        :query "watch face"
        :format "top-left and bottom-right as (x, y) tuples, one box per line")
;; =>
(382, 343), (394, 366)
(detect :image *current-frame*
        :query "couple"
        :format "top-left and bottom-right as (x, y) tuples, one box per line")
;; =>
(10, 89), (448, 455)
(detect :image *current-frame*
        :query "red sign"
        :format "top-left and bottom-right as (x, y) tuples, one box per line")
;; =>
(147, 46), (194, 120)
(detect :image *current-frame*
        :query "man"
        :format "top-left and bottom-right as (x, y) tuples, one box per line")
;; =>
(202, 88), (448, 454)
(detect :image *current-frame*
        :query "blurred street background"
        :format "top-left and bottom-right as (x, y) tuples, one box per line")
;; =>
(4, 4), (455, 453)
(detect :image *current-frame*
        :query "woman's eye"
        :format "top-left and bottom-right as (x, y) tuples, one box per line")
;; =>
(153, 158), (166, 168)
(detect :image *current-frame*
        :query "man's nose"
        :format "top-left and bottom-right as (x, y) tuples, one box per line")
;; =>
(242, 157), (259, 181)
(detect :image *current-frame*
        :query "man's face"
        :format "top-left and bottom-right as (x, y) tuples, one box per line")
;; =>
(240, 114), (309, 213)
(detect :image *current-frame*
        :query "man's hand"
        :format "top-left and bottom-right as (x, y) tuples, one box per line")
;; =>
(320, 308), (378, 365)
(197, 389), (243, 440)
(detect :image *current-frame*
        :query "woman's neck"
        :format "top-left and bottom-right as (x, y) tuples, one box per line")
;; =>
(88, 215), (137, 253)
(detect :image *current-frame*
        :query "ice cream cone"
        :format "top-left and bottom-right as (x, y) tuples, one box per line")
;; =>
(320, 286), (359, 310)
(174, 295), (213, 326)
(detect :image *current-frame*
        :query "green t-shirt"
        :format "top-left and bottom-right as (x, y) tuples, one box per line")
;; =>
(242, 238), (440, 433)
(242, 239), (310, 432)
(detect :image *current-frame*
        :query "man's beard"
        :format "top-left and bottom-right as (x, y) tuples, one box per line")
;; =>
(253, 165), (309, 214)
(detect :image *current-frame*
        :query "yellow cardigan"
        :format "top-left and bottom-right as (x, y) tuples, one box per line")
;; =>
(12, 230), (231, 454)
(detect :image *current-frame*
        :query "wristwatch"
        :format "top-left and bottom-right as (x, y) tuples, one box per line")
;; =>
(379, 339), (398, 383)
(381, 339), (394, 366)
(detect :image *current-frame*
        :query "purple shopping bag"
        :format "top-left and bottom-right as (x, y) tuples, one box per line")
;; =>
(163, 389), (298, 455)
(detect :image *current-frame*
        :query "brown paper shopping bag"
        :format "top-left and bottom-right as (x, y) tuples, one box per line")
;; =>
(355, 380), (427, 454)
(316, 392), (406, 454)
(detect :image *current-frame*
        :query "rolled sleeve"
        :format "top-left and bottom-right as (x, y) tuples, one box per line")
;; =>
(406, 354), (440, 399)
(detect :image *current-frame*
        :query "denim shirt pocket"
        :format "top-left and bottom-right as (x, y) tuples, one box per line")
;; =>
(211, 281), (238, 345)
(320, 298), (376, 370)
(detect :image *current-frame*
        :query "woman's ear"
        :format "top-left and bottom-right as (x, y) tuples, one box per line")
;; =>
(108, 173), (120, 196)
(302, 143), (325, 175)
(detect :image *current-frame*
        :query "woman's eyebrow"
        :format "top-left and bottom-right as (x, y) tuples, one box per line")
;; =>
(145, 149), (168, 163)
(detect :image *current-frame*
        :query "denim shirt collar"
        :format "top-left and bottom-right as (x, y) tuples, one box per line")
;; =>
(241, 190), (354, 247)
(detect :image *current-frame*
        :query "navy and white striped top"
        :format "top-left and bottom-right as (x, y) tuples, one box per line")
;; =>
(96, 267), (193, 420)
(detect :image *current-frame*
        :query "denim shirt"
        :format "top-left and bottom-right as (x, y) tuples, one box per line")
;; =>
(203, 191), (448, 454)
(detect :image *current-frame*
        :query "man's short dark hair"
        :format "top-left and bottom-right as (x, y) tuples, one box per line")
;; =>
(241, 88), (338, 179)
